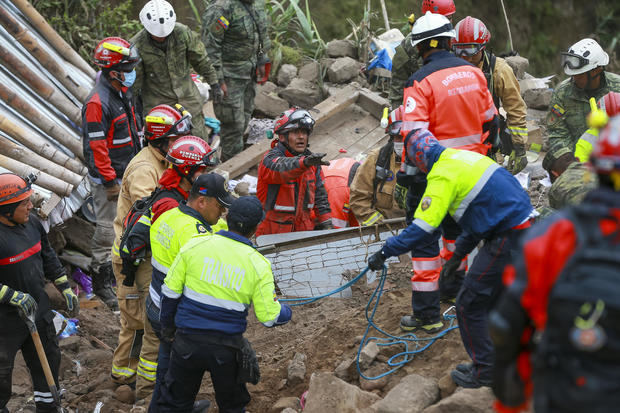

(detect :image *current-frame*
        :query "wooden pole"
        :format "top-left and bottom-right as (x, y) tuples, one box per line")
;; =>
(0, 136), (83, 186)
(0, 154), (74, 197)
(379, 0), (390, 31)
(11, 0), (96, 79)
(499, 0), (514, 52)
(0, 112), (85, 175)
(0, 80), (83, 159)
(0, 43), (82, 126)
(0, 6), (90, 102)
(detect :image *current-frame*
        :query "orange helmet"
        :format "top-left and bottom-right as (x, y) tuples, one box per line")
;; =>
(453, 17), (491, 57)
(0, 173), (35, 206)
(145, 104), (192, 142)
(421, 0), (456, 16)
(93, 37), (140, 71)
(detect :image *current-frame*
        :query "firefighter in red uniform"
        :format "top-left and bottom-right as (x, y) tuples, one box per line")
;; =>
(321, 158), (360, 228)
(490, 115), (620, 413)
(395, 12), (499, 334)
(256, 108), (332, 236)
(83, 37), (142, 309)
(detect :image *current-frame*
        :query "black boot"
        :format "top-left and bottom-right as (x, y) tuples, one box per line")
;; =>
(92, 262), (119, 311)
(192, 400), (211, 413)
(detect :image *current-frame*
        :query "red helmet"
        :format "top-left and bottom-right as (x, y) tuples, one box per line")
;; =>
(387, 105), (405, 140)
(273, 107), (315, 138)
(592, 115), (620, 177)
(421, 0), (456, 16)
(93, 37), (140, 71)
(145, 104), (192, 141)
(0, 173), (35, 206)
(599, 92), (620, 117)
(166, 136), (216, 177)
(453, 17), (491, 57)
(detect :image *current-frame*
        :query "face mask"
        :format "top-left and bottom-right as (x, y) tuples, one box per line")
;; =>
(121, 70), (136, 87)
(393, 142), (404, 156)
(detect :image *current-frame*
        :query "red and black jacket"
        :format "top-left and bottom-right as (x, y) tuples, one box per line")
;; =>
(82, 75), (141, 185)
(0, 215), (65, 324)
(256, 142), (331, 236)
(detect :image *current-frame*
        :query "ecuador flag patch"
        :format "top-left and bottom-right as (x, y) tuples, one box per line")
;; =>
(217, 16), (229, 29)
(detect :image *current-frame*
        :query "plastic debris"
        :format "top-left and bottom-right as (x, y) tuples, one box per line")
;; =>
(52, 311), (79, 338)
(72, 267), (93, 299)
(339, 148), (348, 153)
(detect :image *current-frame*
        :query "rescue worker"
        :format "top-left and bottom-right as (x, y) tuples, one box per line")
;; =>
(0, 173), (78, 413)
(395, 12), (498, 333)
(388, 0), (456, 108)
(367, 129), (534, 389)
(110, 104), (192, 388)
(575, 91), (620, 162)
(147, 173), (231, 411)
(321, 158), (360, 228)
(256, 108), (332, 236)
(118, 136), (215, 399)
(350, 106), (405, 226)
(547, 38), (620, 153)
(132, 0), (220, 141)
(202, 0), (270, 160)
(83, 36), (141, 310)
(453, 16), (529, 174)
(490, 115), (620, 413)
(157, 196), (292, 412)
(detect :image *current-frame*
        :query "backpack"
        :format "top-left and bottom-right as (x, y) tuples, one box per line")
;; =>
(119, 187), (167, 254)
(534, 203), (620, 410)
(372, 139), (394, 208)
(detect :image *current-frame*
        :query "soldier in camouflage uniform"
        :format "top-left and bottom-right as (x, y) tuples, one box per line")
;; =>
(202, 0), (270, 161)
(547, 38), (620, 153)
(388, 0), (455, 108)
(132, 0), (220, 141)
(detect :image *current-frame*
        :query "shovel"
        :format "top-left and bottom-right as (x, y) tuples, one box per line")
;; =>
(20, 309), (64, 412)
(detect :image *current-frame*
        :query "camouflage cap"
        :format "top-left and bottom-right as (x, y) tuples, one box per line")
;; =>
(542, 146), (573, 173)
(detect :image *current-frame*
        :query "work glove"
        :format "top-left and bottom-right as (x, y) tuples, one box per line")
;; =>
(105, 184), (120, 201)
(210, 83), (224, 104)
(303, 153), (330, 167)
(161, 326), (176, 344)
(316, 220), (333, 230)
(368, 249), (386, 271)
(507, 144), (528, 175)
(394, 183), (408, 211)
(1, 287), (37, 319)
(54, 275), (79, 316)
(439, 253), (465, 286)
(121, 259), (139, 287)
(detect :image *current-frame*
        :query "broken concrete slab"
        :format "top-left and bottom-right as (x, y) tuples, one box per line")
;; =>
(523, 88), (553, 110)
(328, 57), (361, 84)
(278, 78), (323, 108)
(303, 372), (379, 413)
(276, 64), (298, 87)
(326, 39), (357, 58)
(504, 55), (529, 80)
(359, 341), (380, 370)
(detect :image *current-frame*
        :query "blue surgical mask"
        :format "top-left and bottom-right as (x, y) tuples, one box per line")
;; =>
(121, 69), (136, 87)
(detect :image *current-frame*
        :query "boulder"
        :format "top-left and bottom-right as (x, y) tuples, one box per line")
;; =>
(359, 365), (389, 392)
(438, 373), (457, 399)
(254, 91), (290, 118)
(421, 387), (495, 413)
(270, 397), (300, 413)
(287, 352), (307, 386)
(334, 357), (357, 382)
(326, 39), (357, 58)
(61, 216), (95, 256)
(303, 372), (380, 413)
(504, 55), (529, 80)
(258, 81), (279, 95)
(359, 341), (380, 370)
(327, 57), (361, 84)
(523, 88), (553, 110)
(278, 78), (323, 108)
(299, 61), (321, 82)
(277, 64), (298, 87)
(370, 374), (439, 413)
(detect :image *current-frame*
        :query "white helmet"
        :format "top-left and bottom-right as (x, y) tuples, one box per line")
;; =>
(140, 0), (176, 38)
(410, 11), (456, 48)
(561, 38), (609, 76)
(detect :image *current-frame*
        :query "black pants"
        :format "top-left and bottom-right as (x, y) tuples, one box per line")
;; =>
(0, 312), (60, 413)
(157, 332), (250, 413)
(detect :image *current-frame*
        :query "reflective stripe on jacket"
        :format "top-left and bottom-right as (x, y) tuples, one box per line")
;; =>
(321, 158), (359, 228)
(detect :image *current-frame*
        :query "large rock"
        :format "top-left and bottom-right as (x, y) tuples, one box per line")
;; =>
(504, 55), (529, 80)
(258, 80), (279, 95)
(287, 352), (307, 386)
(334, 357), (357, 382)
(277, 64), (298, 87)
(61, 216), (95, 256)
(254, 91), (290, 118)
(327, 57), (361, 84)
(421, 387), (495, 413)
(278, 78), (323, 108)
(523, 88), (553, 110)
(299, 61), (321, 82)
(359, 365), (389, 392)
(326, 39), (357, 58)
(303, 372), (380, 413)
(370, 374), (439, 413)
(270, 397), (300, 413)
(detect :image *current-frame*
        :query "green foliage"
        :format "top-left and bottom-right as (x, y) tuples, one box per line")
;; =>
(33, 0), (141, 67)
(280, 44), (303, 66)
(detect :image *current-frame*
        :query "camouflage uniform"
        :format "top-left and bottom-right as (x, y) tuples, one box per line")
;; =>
(131, 23), (218, 140)
(548, 161), (598, 210)
(202, 0), (270, 160)
(388, 33), (421, 109)
(546, 72), (620, 152)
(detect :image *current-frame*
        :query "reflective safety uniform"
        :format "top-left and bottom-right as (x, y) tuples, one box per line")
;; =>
(321, 158), (360, 228)
(383, 145), (533, 380)
(402, 50), (497, 155)
(256, 142), (331, 236)
(574, 127), (598, 162)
